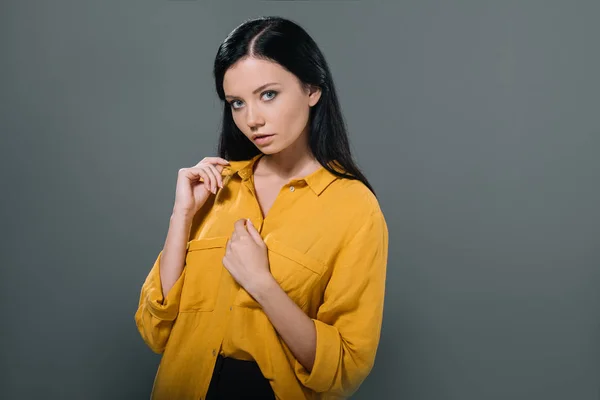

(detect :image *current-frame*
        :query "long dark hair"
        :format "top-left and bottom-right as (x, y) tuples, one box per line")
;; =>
(212, 16), (375, 195)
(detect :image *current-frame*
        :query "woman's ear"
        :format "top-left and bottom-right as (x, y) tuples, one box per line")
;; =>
(308, 85), (322, 107)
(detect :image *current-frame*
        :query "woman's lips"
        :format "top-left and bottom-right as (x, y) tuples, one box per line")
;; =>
(254, 134), (274, 145)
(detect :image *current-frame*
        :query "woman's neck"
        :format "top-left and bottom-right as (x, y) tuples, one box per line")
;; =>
(256, 149), (321, 181)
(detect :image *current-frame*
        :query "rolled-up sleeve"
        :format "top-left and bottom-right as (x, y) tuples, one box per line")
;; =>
(294, 210), (389, 397)
(134, 250), (186, 354)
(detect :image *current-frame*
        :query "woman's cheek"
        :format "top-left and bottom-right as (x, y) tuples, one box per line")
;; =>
(289, 107), (310, 133)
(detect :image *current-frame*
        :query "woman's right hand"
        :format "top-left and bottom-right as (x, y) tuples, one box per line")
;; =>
(173, 157), (230, 217)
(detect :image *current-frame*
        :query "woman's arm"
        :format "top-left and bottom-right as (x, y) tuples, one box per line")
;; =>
(255, 210), (388, 396)
(159, 210), (194, 297)
(254, 278), (317, 371)
(134, 211), (192, 353)
(134, 200), (213, 354)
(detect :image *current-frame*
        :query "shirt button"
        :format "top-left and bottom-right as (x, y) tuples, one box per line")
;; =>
(229, 306), (232, 311)
(289, 186), (295, 192)
(212, 349), (216, 356)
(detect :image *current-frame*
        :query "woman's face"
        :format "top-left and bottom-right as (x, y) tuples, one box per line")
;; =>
(223, 57), (321, 155)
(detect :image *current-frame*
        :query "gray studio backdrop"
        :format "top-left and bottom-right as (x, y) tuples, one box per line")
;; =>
(1, 1), (599, 399)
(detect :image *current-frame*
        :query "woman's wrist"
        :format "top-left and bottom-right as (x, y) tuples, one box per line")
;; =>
(171, 208), (195, 223)
(249, 274), (279, 305)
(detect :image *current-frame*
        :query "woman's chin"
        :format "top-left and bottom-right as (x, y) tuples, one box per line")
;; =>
(256, 145), (280, 155)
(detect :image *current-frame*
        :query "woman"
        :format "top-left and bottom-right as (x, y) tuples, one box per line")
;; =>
(135, 16), (388, 400)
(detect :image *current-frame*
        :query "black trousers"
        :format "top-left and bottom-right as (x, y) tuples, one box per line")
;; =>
(205, 355), (275, 400)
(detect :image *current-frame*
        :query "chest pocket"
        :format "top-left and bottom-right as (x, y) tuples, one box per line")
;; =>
(179, 236), (228, 312)
(234, 237), (326, 311)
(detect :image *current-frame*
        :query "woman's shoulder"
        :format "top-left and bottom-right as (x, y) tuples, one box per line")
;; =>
(322, 178), (387, 249)
(329, 176), (383, 216)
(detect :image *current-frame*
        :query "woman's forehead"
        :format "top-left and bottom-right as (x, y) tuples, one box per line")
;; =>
(223, 58), (292, 92)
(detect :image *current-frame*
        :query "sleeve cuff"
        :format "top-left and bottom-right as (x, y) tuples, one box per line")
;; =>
(144, 251), (185, 321)
(294, 319), (341, 392)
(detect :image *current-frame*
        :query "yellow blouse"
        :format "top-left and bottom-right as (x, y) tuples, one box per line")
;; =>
(135, 154), (389, 399)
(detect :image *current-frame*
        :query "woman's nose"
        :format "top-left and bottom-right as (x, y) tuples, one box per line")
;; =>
(245, 106), (265, 128)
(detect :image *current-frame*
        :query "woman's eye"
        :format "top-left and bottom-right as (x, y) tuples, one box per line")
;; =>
(230, 91), (277, 110)
(262, 90), (277, 100)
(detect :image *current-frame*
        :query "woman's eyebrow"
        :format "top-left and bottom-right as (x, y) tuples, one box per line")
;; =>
(225, 82), (280, 100)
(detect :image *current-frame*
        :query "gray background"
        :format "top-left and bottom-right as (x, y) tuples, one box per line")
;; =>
(1, 1), (598, 399)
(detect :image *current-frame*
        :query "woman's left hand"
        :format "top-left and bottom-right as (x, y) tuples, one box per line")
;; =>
(223, 218), (274, 298)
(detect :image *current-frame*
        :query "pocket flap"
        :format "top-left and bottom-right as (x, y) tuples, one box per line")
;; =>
(187, 236), (228, 251)
(264, 236), (326, 275)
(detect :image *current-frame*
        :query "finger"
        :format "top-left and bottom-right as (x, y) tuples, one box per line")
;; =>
(195, 165), (216, 193)
(185, 167), (211, 192)
(222, 253), (229, 270)
(203, 157), (230, 166)
(196, 168), (212, 192)
(245, 219), (264, 245)
(201, 165), (218, 193)
(234, 219), (247, 235)
(206, 163), (223, 189)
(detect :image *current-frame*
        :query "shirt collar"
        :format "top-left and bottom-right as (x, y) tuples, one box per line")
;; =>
(223, 154), (339, 196)
(222, 153), (263, 181)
